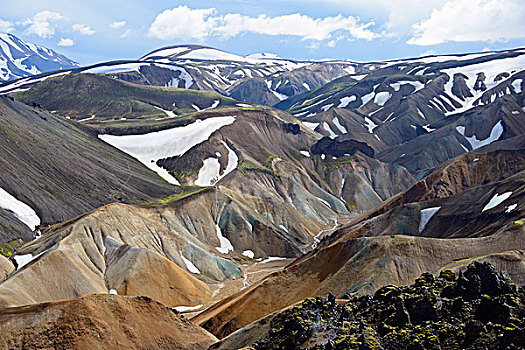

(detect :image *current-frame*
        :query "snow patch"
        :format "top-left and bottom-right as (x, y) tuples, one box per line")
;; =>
(482, 192), (512, 212)
(195, 158), (220, 186)
(423, 124), (435, 133)
(14, 250), (45, 270)
(456, 121), (503, 150)
(0, 187), (40, 230)
(332, 117), (348, 134)
(78, 115), (95, 123)
(153, 106), (177, 119)
(181, 254), (200, 274)
(374, 92), (392, 106)
(173, 304), (203, 312)
(360, 91), (375, 106)
(302, 122), (319, 130)
(98, 116), (235, 185)
(258, 256), (287, 264)
(316, 197), (332, 208)
(323, 122), (337, 138)
(109, 289), (118, 295)
(300, 150), (311, 157)
(242, 250), (255, 259)
(390, 81), (424, 93)
(512, 79), (522, 93)
(505, 204), (517, 213)
(419, 207), (441, 233)
(215, 224), (234, 254)
(363, 117), (378, 133)
(338, 95), (357, 108)
(272, 90), (289, 101)
(321, 103), (334, 112)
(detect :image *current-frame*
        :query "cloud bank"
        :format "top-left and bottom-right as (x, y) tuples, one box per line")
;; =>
(407, 0), (525, 45)
(148, 6), (379, 42)
(23, 11), (65, 38)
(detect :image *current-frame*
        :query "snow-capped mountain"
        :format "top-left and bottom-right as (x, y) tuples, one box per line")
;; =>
(0, 33), (79, 81)
(0, 44), (363, 105)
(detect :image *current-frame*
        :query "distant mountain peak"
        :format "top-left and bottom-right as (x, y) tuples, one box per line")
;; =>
(0, 33), (79, 81)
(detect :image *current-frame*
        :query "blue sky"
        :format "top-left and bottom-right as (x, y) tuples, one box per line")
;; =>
(1, 0), (524, 65)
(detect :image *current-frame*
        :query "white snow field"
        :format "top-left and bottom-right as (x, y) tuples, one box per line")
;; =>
(456, 121), (503, 151)
(338, 96), (356, 108)
(181, 254), (201, 274)
(195, 141), (238, 186)
(215, 224), (234, 254)
(419, 207), (441, 233)
(482, 192), (513, 212)
(98, 116), (235, 185)
(0, 186), (40, 229)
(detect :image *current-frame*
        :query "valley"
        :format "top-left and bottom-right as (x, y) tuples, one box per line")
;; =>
(0, 37), (523, 349)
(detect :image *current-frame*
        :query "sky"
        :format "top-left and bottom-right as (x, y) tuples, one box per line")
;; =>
(0, 0), (524, 65)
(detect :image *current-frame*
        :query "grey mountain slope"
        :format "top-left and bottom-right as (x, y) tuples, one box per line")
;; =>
(0, 96), (176, 236)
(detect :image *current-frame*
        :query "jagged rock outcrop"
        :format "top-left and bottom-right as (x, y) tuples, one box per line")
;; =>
(311, 138), (374, 158)
(213, 262), (524, 349)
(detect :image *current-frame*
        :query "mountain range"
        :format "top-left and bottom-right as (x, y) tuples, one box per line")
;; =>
(0, 35), (523, 349)
(0, 33), (79, 81)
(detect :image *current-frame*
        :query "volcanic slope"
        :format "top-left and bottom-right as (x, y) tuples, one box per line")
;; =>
(1, 44), (370, 106)
(193, 150), (525, 338)
(0, 98), (420, 312)
(14, 73), (239, 129)
(0, 96), (176, 243)
(277, 48), (525, 174)
(0, 294), (217, 350)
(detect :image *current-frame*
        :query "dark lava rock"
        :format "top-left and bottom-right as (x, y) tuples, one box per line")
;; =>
(248, 262), (524, 350)
(281, 123), (301, 135)
(311, 137), (375, 158)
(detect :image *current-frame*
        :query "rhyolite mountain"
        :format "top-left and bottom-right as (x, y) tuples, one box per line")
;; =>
(0, 44), (523, 349)
(0, 33), (79, 81)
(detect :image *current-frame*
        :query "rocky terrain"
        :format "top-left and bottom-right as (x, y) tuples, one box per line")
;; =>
(213, 262), (524, 349)
(193, 150), (525, 338)
(0, 43), (523, 349)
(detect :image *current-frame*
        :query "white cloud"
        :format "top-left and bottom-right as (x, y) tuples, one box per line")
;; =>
(407, 0), (525, 45)
(57, 37), (75, 46)
(382, 1), (447, 38)
(120, 29), (131, 38)
(148, 7), (217, 41)
(110, 21), (126, 29)
(327, 40), (336, 47)
(73, 23), (95, 35)
(23, 11), (65, 38)
(307, 41), (320, 50)
(148, 6), (379, 41)
(0, 19), (15, 33)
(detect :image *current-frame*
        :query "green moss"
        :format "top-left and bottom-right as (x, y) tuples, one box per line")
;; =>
(391, 240), (412, 248)
(513, 218), (525, 228)
(152, 186), (205, 204)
